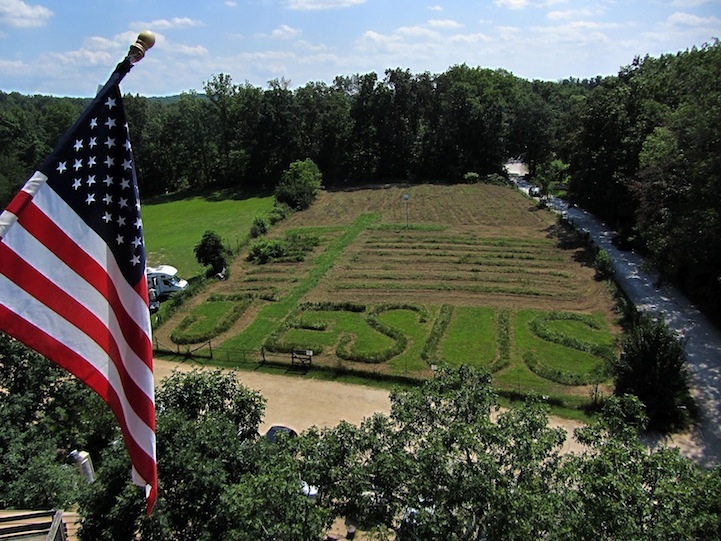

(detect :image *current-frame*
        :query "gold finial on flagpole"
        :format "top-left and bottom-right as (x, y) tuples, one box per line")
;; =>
(128, 31), (155, 64)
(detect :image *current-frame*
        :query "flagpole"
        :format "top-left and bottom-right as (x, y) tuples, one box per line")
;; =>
(102, 30), (156, 92)
(39, 31), (155, 174)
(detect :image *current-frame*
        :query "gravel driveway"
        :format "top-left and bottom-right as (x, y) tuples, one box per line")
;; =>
(519, 180), (721, 467)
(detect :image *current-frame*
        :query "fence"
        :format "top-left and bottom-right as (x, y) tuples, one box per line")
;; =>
(152, 338), (313, 370)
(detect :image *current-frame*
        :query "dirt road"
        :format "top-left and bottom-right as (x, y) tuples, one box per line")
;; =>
(153, 359), (700, 459)
(153, 359), (393, 435)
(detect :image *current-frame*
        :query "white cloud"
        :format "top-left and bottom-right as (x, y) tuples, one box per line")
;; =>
(495, 0), (529, 8)
(225, 1), (238, 5)
(47, 48), (114, 67)
(0, 0), (52, 28)
(667, 11), (721, 26)
(428, 19), (464, 29)
(174, 44), (209, 57)
(449, 33), (492, 44)
(133, 17), (203, 30)
(395, 26), (442, 40)
(272, 24), (302, 39)
(547, 7), (604, 20)
(285, 0), (366, 10)
(495, 0), (568, 8)
(295, 40), (328, 52)
(427, 5), (443, 10)
(670, 0), (716, 6)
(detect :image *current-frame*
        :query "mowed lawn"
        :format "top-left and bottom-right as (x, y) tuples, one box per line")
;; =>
(151, 182), (622, 412)
(142, 191), (275, 278)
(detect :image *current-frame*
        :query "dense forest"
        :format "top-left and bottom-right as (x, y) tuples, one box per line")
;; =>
(1, 40), (719, 318)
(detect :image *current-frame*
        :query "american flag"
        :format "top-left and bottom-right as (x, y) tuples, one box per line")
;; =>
(0, 81), (157, 512)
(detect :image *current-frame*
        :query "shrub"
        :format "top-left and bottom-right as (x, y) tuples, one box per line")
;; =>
(594, 248), (614, 280)
(482, 173), (509, 186)
(247, 239), (287, 264)
(246, 233), (320, 264)
(268, 203), (291, 225)
(274, 158), (323, 210)
(250, 215), (268, 238)
(613, 313), (695, 432)
(463, 172), (480, 183)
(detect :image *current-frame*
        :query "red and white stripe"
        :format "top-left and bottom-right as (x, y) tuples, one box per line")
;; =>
(0, 171), (157, 512)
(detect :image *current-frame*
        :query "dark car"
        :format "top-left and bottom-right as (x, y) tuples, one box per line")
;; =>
(264, 424), (298, 443)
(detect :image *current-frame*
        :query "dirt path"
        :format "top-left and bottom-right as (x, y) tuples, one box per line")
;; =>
(153, 358), (702, 540)
(153, 359), (393, 435)
(153, 359), (700, 459)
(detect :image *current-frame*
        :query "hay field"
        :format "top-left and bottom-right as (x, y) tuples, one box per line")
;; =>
(154, 182), (618, 406)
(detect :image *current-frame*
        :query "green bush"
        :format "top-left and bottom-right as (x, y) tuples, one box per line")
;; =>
(463, 172), (480, 183)
(274, 158), (323, 210)
(613, 313), (695, 432)
(250, 215), (268, 238)
(247, 239), (287, 264)
(268, 203), (291, 225)
(247, 233), (321, 264)
(594, 248), (614, 280)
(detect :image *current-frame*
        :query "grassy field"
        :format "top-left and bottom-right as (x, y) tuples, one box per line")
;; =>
(148, 182), (621, 413)
(141, 190), (275, 278)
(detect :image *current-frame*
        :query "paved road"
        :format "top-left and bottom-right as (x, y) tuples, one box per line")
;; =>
(515, 175), (721, 467)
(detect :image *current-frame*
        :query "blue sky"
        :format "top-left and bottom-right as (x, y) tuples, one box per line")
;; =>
(0, 0), (719, 97)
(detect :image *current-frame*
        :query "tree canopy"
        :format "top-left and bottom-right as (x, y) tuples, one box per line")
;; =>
(1, 335), (719, 539)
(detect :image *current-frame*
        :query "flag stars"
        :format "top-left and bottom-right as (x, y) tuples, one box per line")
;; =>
(87, 175), (96, 187)
(116, 234), (125, 245)
(134, 217), (142, 229)
(122, 159), (132, 170)
(56, 161), (67, 174)
(131, 254), (141, 266)
(103, 194), (113, 205)
(87, 156), (97, 168)
(85, 193), (96, 205)
(104, 156), (115, 168)
(120, 178), (130, 190)
(72, 178), (82, 190)
(105, 117), (117, 129)
(105, 137), (116, 149)
(73, 139), (83, 151)
(105, 97), (117, 110)
(103, 175), (114, 187)
(73, 159), (83, 171)
(90, 118), (98, 129)
(117, 216), (126, 227)
(89, 137), (97, 148)
(102, 212), (112, 223)
(124, 140), (132, 151)
(118, 197), (128, 208)
(132, 237), (142, 249)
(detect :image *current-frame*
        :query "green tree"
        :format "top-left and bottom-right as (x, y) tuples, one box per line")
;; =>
(194, 230), (227, 274)
(274, 158), (323, 210)
(613, 313), (695, 432)
(78, 369), (267, 541)
(0, 334), (116, 509)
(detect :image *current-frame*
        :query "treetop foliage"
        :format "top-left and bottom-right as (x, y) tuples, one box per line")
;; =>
(1, 336), (719, 539)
